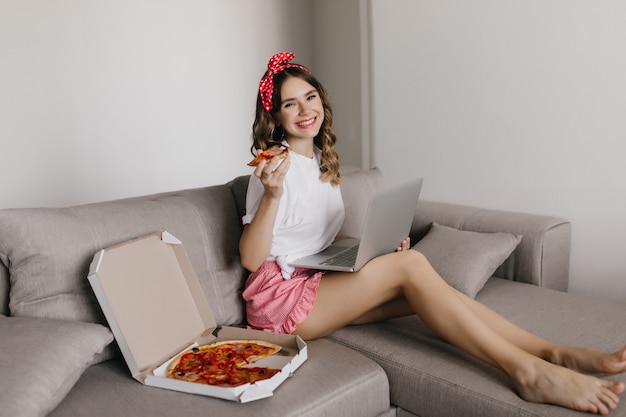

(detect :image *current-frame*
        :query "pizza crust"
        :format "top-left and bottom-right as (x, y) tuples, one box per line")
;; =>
(247, 147), (289, 167)
(200, 339), (281, 354)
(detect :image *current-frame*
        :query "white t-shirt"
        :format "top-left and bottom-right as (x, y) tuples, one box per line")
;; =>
(243, 148), (345, 278)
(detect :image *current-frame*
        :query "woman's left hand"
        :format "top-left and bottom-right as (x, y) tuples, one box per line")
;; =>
(396, 237), (411, 252)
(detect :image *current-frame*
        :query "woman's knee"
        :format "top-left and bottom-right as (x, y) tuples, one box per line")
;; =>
(398, 249), (445, 288)
(401, 249), (431, 271)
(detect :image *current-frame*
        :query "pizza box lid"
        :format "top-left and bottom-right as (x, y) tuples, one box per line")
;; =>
(87, 231), (307, 403)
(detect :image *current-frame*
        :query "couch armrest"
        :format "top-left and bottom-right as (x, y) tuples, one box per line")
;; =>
(410, 200), (571, 292)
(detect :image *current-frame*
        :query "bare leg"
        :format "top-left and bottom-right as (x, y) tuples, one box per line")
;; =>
(454, 289), (626, 376)
(350, 291), (555, 356)
(350, 269), (626, 377)
(349, 297), (413, 325)
(554, 345), (626, 375)
(293, 250), (625, 414)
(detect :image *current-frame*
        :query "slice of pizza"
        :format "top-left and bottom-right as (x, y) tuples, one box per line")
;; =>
(216, 339), (282, 366)
(247, 146), (289, 167)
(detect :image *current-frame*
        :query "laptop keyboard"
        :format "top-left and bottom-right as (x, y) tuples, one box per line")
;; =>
(321, 245), (359, 267)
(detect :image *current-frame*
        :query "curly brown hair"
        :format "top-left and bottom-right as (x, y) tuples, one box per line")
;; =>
(251, 67), (341, 186)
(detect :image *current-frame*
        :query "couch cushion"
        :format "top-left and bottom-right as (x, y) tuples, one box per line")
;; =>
(338, 167), (385, 239)
(328, 278), (626, 417)
(0, 185), (246, 328)
(49, 338), (392, 417)
(227, 175), (251, 232)
(412, 223), (522, 297)
(0, 316), (113, 417)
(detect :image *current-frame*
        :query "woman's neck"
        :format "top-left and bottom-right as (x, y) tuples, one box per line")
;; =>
(285, 138), (314, 158)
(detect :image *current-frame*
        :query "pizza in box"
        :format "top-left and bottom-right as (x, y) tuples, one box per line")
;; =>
(167, 340), (282, 387)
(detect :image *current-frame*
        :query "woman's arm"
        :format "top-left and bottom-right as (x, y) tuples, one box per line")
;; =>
(333, 234), (353, 242)
(239, 155), (290, 272)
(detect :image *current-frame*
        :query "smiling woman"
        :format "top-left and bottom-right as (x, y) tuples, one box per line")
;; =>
(274, 81), (324, 156)
(237, 52), (626, 415)
(250, 52), (340, 188)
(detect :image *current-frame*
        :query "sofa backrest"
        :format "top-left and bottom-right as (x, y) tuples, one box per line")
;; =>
(0, 185), (247, 327)
(0, 167), (386, 325)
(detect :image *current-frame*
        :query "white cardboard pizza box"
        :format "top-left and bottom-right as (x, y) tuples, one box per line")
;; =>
(87, 231), (307, 403)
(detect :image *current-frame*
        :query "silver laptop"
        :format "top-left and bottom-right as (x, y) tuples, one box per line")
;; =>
(289, 177), (423, 272)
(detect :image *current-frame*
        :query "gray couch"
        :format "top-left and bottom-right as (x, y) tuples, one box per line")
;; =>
(1, 168), (625, 417)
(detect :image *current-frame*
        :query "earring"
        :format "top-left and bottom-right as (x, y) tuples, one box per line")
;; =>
(271, 125), (285, 142)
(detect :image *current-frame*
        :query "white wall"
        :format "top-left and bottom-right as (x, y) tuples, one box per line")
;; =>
(370, 0), (626, 303)
(0, 0), (313, 208)
(312, 0), (369, 169)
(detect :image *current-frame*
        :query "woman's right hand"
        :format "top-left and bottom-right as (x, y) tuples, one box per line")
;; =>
(240, 152), (290, 272)
(254, 152), (290, 199)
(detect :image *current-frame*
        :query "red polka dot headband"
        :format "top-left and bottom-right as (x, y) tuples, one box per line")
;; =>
(259, 52), (310, 112)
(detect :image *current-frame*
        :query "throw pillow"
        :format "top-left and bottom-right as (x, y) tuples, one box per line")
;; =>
(0, 316), (113, 417)
(413, 223), (522, 297)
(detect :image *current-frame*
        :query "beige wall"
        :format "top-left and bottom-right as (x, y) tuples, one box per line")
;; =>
(0, 0), (314, 207)
(312, 0), (369, 169)
(369, 0), (626, 303)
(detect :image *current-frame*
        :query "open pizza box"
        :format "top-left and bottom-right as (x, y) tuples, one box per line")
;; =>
(87, 231), (307, 403)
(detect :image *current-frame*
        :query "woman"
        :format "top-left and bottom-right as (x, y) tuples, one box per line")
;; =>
(240, 52), (626, 415)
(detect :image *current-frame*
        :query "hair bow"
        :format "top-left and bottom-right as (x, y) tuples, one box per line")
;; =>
(259, 52), (310, 112)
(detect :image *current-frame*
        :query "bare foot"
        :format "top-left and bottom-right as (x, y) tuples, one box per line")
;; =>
(514, 358), (625, 415)
(554, 345), (626, 375)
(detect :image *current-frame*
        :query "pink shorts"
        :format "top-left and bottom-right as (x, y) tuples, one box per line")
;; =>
(242, 261), (323, 334)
